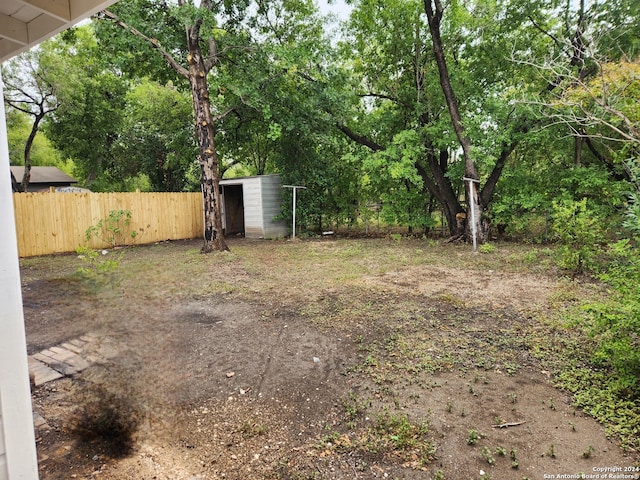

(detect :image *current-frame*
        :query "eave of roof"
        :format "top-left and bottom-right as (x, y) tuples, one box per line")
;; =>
(10, 165), (77, 183)
(0, 0), (119, 64)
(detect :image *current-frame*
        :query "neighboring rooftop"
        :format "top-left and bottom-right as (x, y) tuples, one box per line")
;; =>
(10, 165), (77, 191)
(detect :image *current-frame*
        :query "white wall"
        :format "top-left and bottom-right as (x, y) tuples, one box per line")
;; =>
(242, 177), (264, 237)
(0, 72), (39, 480)
(260, 175), (288, 238)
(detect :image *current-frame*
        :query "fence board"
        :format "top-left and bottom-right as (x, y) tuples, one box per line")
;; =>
(13, 192), (204, 257)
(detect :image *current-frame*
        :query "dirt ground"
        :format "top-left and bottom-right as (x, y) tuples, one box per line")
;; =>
(21, 237), (639, 480)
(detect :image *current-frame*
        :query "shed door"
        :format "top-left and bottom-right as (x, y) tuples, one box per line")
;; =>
(223, 185), (245, 236)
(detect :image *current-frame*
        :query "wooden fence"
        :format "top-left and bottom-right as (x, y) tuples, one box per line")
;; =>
(13, 191), (204, 257)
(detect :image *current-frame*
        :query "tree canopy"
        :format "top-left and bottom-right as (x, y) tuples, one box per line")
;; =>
(4, 0), (638, 244)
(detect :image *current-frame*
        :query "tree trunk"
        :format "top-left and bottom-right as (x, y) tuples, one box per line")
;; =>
(102, 7), (229, 253)
(10, 171), (20, 192)
(424, 0), (486, 244)
(19, 112), (45, 192)
(186, 25), (229, 253)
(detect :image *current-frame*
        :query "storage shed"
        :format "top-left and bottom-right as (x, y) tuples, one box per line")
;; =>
(220, 174), (289, 239)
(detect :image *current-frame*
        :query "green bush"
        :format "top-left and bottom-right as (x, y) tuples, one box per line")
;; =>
(85, 209), (137, 248)
(623, 158), (640, 238)
(76, 210), (136, 282)
(585, 239), (640, 393)
(550, 198), (604, 274)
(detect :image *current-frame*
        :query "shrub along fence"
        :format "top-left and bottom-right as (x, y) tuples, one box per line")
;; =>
(13, 191), (204, 257)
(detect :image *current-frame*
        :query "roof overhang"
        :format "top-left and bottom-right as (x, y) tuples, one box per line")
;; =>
(0, 0), (118, 64)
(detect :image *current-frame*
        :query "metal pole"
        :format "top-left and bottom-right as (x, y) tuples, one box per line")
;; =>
(463, 177), (480, 252)
(292, 187), (297, 239)
(283, 185), (306, 239)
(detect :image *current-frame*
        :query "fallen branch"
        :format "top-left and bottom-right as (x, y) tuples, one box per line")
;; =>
(492, 421), (526, 428)
(444, 234), (465, 244)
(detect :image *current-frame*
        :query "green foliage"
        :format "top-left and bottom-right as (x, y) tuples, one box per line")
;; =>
(363, 130), (437, 233)
(557, 366), (640, 451)
(75, 245), (122, 282)
(478, 243), (496, 254)
(44, 26), (129, 190)
(115, 79), (199, 191)
(550, 198), (604, 274)
(323, 396), (435, 466)
(341, 392), (370, 421)
(76, 209), (137, 282)
(481, 445), (495, 465)
(374, 411), (431, 453)
(623, 159), (640, 237)
(84, 210), (138, 248)
(466, 429), (479, 445)
(5, 110), (64, 167)
(551, 220), (640, 451)
(582, 239), (640, 391)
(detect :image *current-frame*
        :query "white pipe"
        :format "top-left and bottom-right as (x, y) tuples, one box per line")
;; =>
(292, 186), (297, 239)
(463, 177), (480, 253)
(283, 185), (306, 239)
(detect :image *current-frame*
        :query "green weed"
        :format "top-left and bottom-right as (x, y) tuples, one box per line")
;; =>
(467, 429), (479, 445)
(481, 445), (495, 464)
(479, 243), (496, 254)
(582, 445), (595, 458)
(85, 209), (138, 248)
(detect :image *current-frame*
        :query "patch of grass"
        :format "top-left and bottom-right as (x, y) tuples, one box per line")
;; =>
(238, 421), (269, 439)
(321, 404), (435, 467)
(434, 293), (465, 308)
(556, 367), (640, 450)
(373, 411), (430, 452)
(478, 243), (496, 254)
(431, 470), (445, 480)
(341, 392), (371, 421)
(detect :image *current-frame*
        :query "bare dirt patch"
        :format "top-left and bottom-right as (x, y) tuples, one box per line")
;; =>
(22, 238), (639, 479)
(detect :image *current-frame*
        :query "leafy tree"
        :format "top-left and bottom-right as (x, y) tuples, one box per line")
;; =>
(96, 0), (344, 248)
(5, 109), (64, 169)
(334, 0), (458, 235)
(330, 0), (639, 243)
(97, 0), (256, 251)
(114, 79), (199, 191)
(3, 45), (65, 191)
(42, 27), (128, 190)
(489, 0), (639, 243)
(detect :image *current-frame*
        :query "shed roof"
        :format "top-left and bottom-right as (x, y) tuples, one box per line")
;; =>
(10, 165), (77, 184)
(0, 0), (117, 63)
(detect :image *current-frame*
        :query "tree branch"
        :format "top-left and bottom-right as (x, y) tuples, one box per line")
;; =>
(336, 124), (385, 152)
(424, 0), (477, 178)
(527, 15), (563, 53)
(211, 104), (241, 123)
(101, 10), (189, 79)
